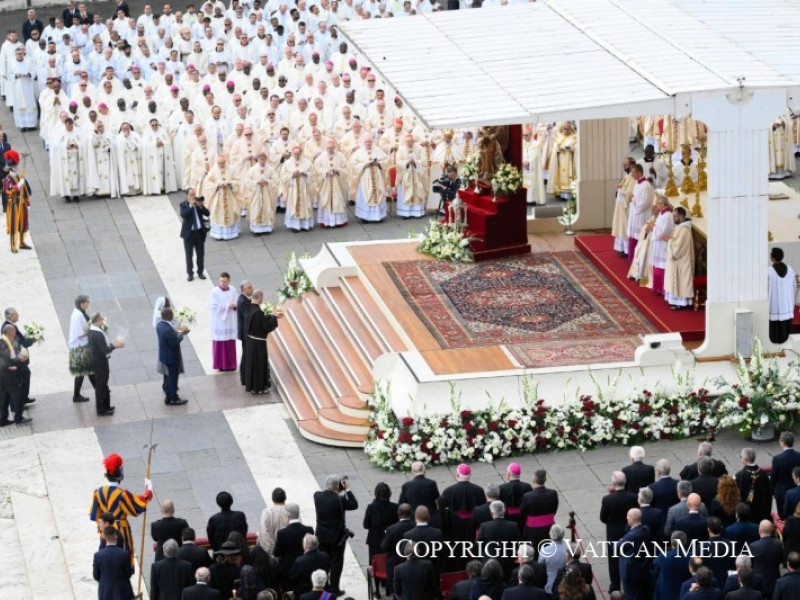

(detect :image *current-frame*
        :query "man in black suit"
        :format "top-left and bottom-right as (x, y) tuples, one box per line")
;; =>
(721, 556), (762, 597)
(724, 503), (760, 548)
(177, 528), (212, 571)
(622, 445), (655, 493)
(726, 565), (763, 600)
(21, 10), (43, 42)
(380, 503), (415, 596)
(236, 280), (252, 385)
(637, 488), (664, 542)
(151, 500), (190, 561)
(665, 480), (709, 537)
(499, 462), (532, 526)
(750, 520), (783, 598)
(2, 307), (34, 407)
(618, 508), (651, 600)
(701, 517), (734, 589)
(274, 503), (314, 590)
(507, 544), (547, 589)
(289, 534), (331, 598)
(62, 1), (80, 27)
(675, 493), (710, 543)
(472, 483), (500, 534)
(314, 475), (358, 596)
(116, 0), (130, 17)
(649, 458), (679, 515)
(680, 441), (728, 481)
(502, 563), (549, 600)
(405, 506), (444, 574)
(692, 457), (720, 507)
(683, 566), (723, 600)
(398, 461), (440, 515)
(773, 432), (800, 519)
(206, 491), (248, 551)
(0, 323), (29, 426)
(156, 307), (189, 406)
(87, 313), (122, 416)
(180, 188), (210, 281)
(440, 463), (486, 544)
(735, 448), (772, 523)
(151, 539), (194, 600)
(785, 468), (800, 519)
(599, 471), (638, 592)
(300, 569), (330, 600)
(93, 527), (134, 600)
(773, 551), (800, 599)
(450, 560), (482, 600)
(477, 501), (520, 579)
(519, 469), (559, 549)
(75, 2), (93, 25)
(181, 567), (221, 600)
(393, 541), (439, 600)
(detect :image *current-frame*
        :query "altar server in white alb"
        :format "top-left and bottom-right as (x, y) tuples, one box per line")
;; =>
(768, 246), (796, 344)
(626, 163), (654, 263)
(649, 194), (674, 297)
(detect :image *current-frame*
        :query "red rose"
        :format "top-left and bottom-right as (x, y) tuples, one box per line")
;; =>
(477, 428), (486, 436)
(738, 397), (749, 409)
(463, 422), (473, 431)
(507, 420), (518, 429)
(401, 417), (415, 428)
(440, 418), (449, 428)
(488, 422), (499, 431)
(398, 432), (413, 444)
(460, 410), (472, 419)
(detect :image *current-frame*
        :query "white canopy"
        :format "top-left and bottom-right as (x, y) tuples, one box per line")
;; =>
(340, 0), (800, 130)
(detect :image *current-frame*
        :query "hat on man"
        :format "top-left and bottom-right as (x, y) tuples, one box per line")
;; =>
(4, 150), (20, 166)
(456, 463), (471, 477)
(508, 462), (521, 476)
(103, 453), (124, 478)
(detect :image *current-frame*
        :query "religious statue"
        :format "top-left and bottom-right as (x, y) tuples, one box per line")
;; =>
(769, 116), (796, 180)
(546, 121), (578, 198)
(476, 126), (506, 183)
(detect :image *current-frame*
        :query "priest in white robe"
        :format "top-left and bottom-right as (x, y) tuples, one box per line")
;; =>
(280, 145), (315, 232)
(313, 138), (348, 228)
(206, 154), (242, 240)
(612, 158), (635, 255)
(649, 195), (674, 296)
(141, 119), (178, 195)
(626, 163), (654, 263)
(92, 121), (120, 198)
(350, 135), (388, 223)
(395, 134), (427, 219)
(546, 121), (577, 198)
(664, 207), (695, 309)
(186, 134), (217, 193)
(641, 144), (668, 189)
(171, 110), (196, 189)
(768, 246), (796, 344)
(49, 117), (97, 202)
(10, 47), (37, 130)
(522, 126), (546, 206)
(114, 123), (143, 196)
(243, 153), (277, 235)
(210, 272), (238, 372)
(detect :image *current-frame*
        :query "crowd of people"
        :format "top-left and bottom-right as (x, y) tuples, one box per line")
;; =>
(90, 435), (800, 600)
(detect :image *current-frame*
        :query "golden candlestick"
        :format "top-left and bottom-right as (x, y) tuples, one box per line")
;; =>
(680, 144), (696, 194)
(691, 188), (703, 218)
(769, 231), (774, 242)
(664, 149), (679, 197)
(697, 136), (707, 192)
(680, 196), (690, 209)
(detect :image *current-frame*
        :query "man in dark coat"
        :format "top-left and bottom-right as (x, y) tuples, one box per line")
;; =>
(680, 441), (728, 481)
(235, 280), (252, 384)
(773, 432), (800, 519)
(734, 448), (772, 523)
(502, 564), (549, 600)
(450, 560), (483, 600)
(288, 534), (331, 599)
(618, 508), (652, 600)
(87, 313), (122, 416)
(725, 565), (764, 600)
(724, 503), (760, 548)
(274, 502), (314, 590)
(0, 323), (30, 425)
(477, 501), (520, 579)
(2, 307), (34, 406)
(692, 457), (720, 507)
(649, 459), (680, 515)
(499, 462), (532, 526)
(599, 471), (638, 593)
(179, 188), (210, 281)
(21, 10), (44, 42)
(683, 566), (723, 600)
(398, 461), (440, 516)
(313, 475), (358, 595)
(652, 531), (691, 600)
(674, 493), (710, 543)
(393, 542), (439, 600)
(150, 539), (194, 600)
(242, 290), (278, 395)
(773, 551), (800, 600)
(405, 506), (445, 574)
(638, 488), (664, 542)
(750, 520), (783, 598)
(156, 308), (189, 406)
(93, 527), (134, 600)
(381, 503), (415, 595)
(622, 446), (656, 493)
(177, 528), (212, 572)
(181, 567), (221, 600)
(784, 469), (800, 519)
(206, 491), (247, 551)
(151, 500), (189, 561)
(519, 469), (559, 549)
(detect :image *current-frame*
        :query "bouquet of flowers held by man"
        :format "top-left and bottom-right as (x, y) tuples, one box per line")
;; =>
(22, 321), (45, 344)
(174, 306), (197, 325)
(491, 162), (522, 197)
(260, 301), (284, 317)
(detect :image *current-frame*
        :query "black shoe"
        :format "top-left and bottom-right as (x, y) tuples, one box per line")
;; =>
(65, 197), (72, 203)
(73, 196), (81, 203)
(97, 409), (115, 416)
(73, 395), (90, 403)
(14, 417), (32, 425)
(198, 273), (206, 280)
(0, 419), (11, 427)
(25, 398), (35, 404)
(166, 398), (188, 406)
(187, 274), (194, 281)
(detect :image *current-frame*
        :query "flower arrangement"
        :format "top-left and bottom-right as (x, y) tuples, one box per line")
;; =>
(174, 306), (197, 324)
(22, 321), (45, 344)
(277, 251), (314, 303)
(713, 338), (800, 436)
(459, 153), (480, 185)
(417, 220), (475, 263)
(491, 162), (522, 197)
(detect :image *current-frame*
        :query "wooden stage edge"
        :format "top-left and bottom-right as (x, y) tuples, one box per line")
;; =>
(347, 233), (580, 376)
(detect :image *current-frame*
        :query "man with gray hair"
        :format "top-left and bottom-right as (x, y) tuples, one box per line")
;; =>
(538, 523), (568, 594)
(150, 537), (194, 599)
(2, 307), (34, 407)
(653, 531), (690, 600)
(680, 441), (728, 481)
(472, 482), (500, 532)
(274, 502), (314, 591)
(0, 322), (30, 425)
(308, 569), (328, 594)
(600, 471), (638, 592)
(236, 278), (253, 381)
(664, 480), (709, 537)
(735, 448), (772, 522)
(181, 566), (220, 599)
(399, 461), (440, 515)
(690, 456), (720, 507)
(313, 475), (357, 595)
(477, 499), (520, 579)
(649, 458), (679, 514)
(637, 487), (664, 542)
(622, 445), (655, 493)
(289, 534), (331, 598)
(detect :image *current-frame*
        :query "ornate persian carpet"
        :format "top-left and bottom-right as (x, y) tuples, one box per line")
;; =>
(384, 252), (656, 367)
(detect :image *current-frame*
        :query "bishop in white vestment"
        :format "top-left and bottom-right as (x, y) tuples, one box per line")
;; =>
(649, 195), (674, 296)
(243, 153), (277, 235)
(313, 139), (348, 228)
(350, 136), (388, 223)
(626, 164), (654, 263)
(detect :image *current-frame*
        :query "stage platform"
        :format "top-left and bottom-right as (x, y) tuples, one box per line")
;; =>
(574, 233), (706, 341)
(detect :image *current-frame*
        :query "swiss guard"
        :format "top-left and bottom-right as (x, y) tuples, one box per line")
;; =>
(4, 150), (31, 253)
(89, 453), (153, 566)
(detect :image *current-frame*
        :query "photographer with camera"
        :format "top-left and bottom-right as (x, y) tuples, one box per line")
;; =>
(314, 474), (358, 597)
(179, 187), (210, 282)
(432, 165), (461, 216)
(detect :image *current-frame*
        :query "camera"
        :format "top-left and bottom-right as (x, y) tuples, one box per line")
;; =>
(336, 527), (355, 548)
(432, 176), (449, 194)
(336, 475), (349, 492)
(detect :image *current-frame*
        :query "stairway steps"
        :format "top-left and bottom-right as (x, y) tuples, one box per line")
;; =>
(268, 337), (319, 422)
(298, 420), (366, 448)
(340, 276), (408, 352)
(323, 286), (385, 366)
(274, 325), (337, 412)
